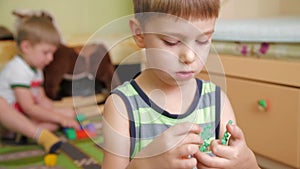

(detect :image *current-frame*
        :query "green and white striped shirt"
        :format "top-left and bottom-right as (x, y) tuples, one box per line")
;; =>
(112, 79), (221, 159)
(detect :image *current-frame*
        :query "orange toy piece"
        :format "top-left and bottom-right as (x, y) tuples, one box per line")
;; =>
(44, 153), (57, 167)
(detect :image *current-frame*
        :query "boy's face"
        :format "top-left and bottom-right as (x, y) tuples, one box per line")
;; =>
(21, 41), (57, 69)
(133, 15), (216, 85)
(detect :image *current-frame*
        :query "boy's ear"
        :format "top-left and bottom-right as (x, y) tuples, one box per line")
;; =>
(20, 40), (32, 54)
(129, 18), (145, 48)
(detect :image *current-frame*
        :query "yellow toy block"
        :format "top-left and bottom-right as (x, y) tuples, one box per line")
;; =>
(44, 154), (57, 167)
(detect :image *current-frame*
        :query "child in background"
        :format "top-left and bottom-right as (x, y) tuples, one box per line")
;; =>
(0, 16), (79, 132)
(0, 97), (61, 153)
(102, 0), (260, 169)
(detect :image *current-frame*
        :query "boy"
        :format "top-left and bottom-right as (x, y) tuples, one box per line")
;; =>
(102, 0), (260, 169)
(0, 97), (61, 153)
(0, 16), (79, 133)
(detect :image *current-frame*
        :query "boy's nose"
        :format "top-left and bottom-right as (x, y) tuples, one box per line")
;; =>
(179, 46), (196, 64)
(47, 54), (54, 63)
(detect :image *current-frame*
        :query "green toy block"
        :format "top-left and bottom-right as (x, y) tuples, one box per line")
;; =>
(64, 128), (76, 140)
(76, 114), (86, 122)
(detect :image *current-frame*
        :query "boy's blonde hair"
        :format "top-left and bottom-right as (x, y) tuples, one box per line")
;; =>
(15, 16), (60, 47)
(132, 0), (220, 23)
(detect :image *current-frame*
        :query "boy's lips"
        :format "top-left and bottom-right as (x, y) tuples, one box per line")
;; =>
(176, 71), (195, 79)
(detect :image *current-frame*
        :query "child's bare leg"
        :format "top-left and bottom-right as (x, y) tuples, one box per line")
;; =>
(0, 98), (36, 138)
(0, 98), (61, 153)
(32, 113), (79, 130)
(35, 122), (59, 132)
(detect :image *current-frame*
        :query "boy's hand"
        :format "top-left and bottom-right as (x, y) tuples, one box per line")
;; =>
(55, 107), (76, 118)
(194, 123), (260, 169)
(130, 122), (202, 169)
(60, 115), (80, 130)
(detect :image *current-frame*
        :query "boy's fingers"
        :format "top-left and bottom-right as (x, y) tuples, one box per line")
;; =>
(73, 122), (80, 129)
(197, 162), (220, 169)
(167, 123), (202, 148)
(194, 151), (229, 168)
(209, 140), (234, 158)
(226, 124), (245, 144)
(163, 132), (202, 154)
(174, 155), (198, 169)
(178, 144), (200, 158)
(183, 133), (203, 144)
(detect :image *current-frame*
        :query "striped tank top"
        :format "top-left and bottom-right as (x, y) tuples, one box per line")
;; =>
(111, 79), (221, 160)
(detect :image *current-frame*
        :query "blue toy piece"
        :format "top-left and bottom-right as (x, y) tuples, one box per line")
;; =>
(85, 123), (97, 133)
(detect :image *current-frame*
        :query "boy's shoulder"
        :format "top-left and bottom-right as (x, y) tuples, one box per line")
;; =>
(4, 55), (23, 65)
(1, 55), (21, 71)
(1, 55), (35, 77)
(111, 80), (135, 95)
(112, 80), (131, 89)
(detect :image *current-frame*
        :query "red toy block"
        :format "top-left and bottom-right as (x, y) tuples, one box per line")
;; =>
(76, 130), (89, 139)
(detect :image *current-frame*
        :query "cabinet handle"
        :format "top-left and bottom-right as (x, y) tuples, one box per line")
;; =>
(258, 99), (270, 112)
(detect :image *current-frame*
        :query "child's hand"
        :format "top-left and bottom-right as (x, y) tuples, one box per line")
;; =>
(59, 115), (80, 130)
(130, 122), (202, 169)
(55, 107), (76, 118)
(194, 123), (260, 169)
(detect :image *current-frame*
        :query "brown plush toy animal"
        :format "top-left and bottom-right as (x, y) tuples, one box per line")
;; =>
(13, 9), (120, 100)
(44, 43), (120, 100)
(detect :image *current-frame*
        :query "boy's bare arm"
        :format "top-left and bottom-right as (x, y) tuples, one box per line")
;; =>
(102, 94), (131, 169)
(36, 87), (53, 108)
(14, 87), (79, 129)
(219, 90), (236, 138)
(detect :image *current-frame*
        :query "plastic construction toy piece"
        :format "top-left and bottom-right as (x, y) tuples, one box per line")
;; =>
(85, 123), (97, 133)
(64, 112), (99, 140)
(64, 128), (97, 140)
(77, 129), (97, 139)
(221, 120), (233, 145)
(76, 114), (86, 122)
(199, 141), (210, 152)
(76, 130), (88, 139)
(44, 153), (57, 167)
(63, 128), (76, 140)
(199, 120), (233, 152)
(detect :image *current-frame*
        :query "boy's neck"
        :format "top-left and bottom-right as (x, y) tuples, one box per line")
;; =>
(135, 70), (197, 96)
(17, 54), (38, 71)
(135, 70), (198, 115)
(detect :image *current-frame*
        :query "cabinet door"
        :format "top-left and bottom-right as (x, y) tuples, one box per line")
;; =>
(226, 77), (300, 168)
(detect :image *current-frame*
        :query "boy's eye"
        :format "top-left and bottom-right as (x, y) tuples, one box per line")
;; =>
(44, 51), (53, 56)
(163, 40), (180, 46)
(196, 40), (209, 45)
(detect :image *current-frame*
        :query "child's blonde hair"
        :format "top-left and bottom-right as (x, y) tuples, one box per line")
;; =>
(132, 0), (220, 24)
(15, 16), (60, 47)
